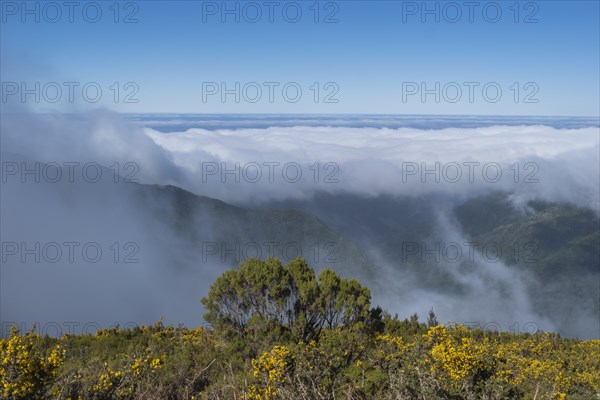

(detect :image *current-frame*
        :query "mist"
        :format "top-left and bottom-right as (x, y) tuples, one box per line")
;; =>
(367, 210), (558, 336)
(2, 109), (599, 209)
(0, 153), (222, 335)
(1, 108), (598, 338)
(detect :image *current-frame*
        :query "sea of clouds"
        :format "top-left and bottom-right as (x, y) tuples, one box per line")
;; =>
(1, 108), (598, 337)
(2, 109), (599, 209)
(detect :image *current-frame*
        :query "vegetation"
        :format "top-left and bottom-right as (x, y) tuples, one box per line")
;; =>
(2, 257), (599, 399)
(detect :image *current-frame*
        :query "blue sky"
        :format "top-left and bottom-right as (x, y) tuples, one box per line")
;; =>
(1, 0), (599, 115)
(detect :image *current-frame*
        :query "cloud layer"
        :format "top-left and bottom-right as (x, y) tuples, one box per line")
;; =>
(1, 110), (598, 337)
(3, 110), (599, 209)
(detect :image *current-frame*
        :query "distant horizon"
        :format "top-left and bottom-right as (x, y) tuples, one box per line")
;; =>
(4, 111), (600, 119)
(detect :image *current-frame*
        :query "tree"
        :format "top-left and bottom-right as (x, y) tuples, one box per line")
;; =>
(201, 257), (373, 343)
(427, 308), (439, 328)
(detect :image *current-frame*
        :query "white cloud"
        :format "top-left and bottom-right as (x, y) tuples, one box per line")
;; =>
(1, 110), (598, 337)
(2, 111), (598, 208)
(141, 123), (600, 209)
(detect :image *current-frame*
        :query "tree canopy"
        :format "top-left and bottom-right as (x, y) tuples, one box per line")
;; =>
(201, 257), (372, 342)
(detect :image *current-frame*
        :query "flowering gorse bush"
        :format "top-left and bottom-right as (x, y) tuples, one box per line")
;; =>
(0, 327), (65, 400)
(2, 258), (599, 400)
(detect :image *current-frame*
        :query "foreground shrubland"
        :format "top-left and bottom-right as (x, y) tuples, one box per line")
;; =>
(2, 257), (599, 399)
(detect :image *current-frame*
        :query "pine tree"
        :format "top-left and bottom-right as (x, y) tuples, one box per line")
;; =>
(427, 308), (439, 327)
